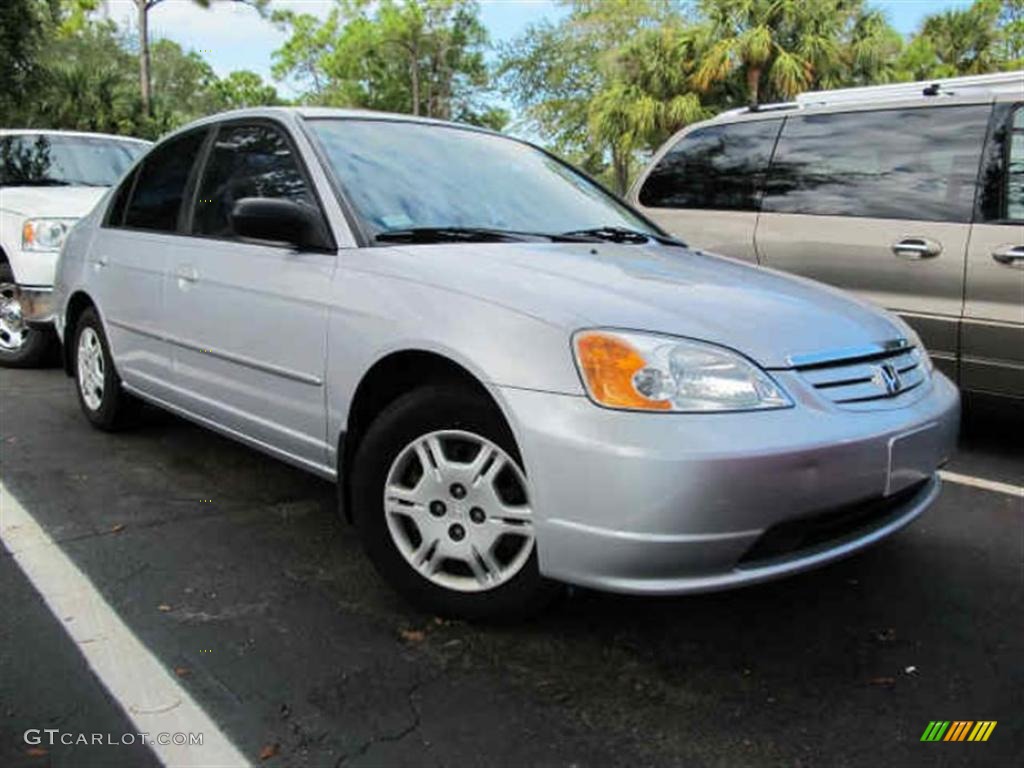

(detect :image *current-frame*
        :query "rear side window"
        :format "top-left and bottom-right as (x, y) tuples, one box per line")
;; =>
(1008, 106), (1024, 220)
(123, 129), (207, 232)
(762, 105), (990, 222)
(638, 120), (782, 211)
(192, 123), (314, 239)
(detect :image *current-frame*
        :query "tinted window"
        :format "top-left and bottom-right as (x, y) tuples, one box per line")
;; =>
(0, 134), (147, 188)
(638, 121), (781, 211)
(1008, 107), (1024, 221)
(124, 130), (207, 232)
(192, 123), (314, 238)
(763, 105), (990, 222)
(308, 119), (655, 237)
(106, 167), (139, 227)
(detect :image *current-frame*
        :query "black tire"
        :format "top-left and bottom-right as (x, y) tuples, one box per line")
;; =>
(71, 306), (136, 431)
(350, 384), (558, 621)
(0, 262), (54, 368)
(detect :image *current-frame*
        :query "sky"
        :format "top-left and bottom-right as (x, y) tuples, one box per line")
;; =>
(98, 0), (976, 96)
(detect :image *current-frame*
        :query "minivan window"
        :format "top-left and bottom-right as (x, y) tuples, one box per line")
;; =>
(0, 133), (145, 188)
(762, 105), (990, 222)
(123, 129), (207, 233)
(192, 123), (315, 238)
(1008, 107), (1024, 221)
(637, 120), (782, 211)
(307, 119), (655, 237)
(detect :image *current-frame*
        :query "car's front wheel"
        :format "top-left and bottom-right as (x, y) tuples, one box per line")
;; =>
(0, 263), (54, 368)
(351, 384), (557, 620)
(72, 307), (136, 431)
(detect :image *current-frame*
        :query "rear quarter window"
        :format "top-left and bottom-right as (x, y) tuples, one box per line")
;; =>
(638, 120), (782, 211)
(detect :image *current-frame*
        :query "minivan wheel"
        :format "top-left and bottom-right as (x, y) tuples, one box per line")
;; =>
(0, 263), (53, 368)
(72, 307), (135, 431)
(350, 384), (557, 620)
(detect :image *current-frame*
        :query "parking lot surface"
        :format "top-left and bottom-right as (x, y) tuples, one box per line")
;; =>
(1, 367), (1021, 767)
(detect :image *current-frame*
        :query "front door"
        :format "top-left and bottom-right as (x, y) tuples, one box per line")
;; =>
(755, 102), (993, 379)
(962, 102), (1024, 396)
(165, 121), (336, 470)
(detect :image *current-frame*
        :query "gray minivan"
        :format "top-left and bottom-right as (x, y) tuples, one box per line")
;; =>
(630, 72), (1024, 399)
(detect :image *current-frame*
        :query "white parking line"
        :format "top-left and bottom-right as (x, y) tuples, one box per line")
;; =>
(939, 470), (1024, 499)
(0, 483), (250, 768)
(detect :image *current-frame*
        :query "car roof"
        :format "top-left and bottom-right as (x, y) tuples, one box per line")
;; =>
(0, 128), (151, 144)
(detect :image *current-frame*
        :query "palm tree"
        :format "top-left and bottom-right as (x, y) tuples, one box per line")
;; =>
(918, 0), (1003, 75)
(131, 0), (266, 116)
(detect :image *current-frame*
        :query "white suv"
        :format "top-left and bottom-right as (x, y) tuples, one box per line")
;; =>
(0, 130), (149, 366)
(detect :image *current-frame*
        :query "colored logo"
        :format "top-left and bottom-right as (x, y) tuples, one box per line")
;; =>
(920, 721), (996, 742)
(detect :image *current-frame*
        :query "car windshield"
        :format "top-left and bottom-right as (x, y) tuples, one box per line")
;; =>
(307, 118), (657, 239)
(0, 134), (147, 187)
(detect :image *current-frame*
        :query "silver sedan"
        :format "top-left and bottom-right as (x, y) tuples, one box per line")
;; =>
(53, 108), (959, 619)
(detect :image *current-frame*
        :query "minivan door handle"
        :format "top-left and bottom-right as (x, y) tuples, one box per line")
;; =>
(992, 245), (1024, 266)
(891, 238), (942, 259)
(175, 264), (199, 284)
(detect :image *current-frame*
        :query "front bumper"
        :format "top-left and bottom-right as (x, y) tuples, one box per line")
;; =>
(17, 286), (55, 326)
(499, 370), (960, 594)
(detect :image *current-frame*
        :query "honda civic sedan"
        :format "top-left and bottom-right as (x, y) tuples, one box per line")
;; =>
(53, 108), (959, 619)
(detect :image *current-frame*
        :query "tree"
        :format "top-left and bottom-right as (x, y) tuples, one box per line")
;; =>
(213, 70), (281, 109)
(131, 0), (267, 116)
(0, 0), (53, 123)
(272, 0), (499, 124)
(910, 0), (1004, 76)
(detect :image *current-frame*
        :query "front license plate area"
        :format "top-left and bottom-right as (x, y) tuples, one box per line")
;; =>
(887, 423), (941, 496)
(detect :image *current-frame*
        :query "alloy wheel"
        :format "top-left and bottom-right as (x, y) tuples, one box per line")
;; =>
(0, 282), (28, 352)
(77, 327), (105, 411)
(384, 429), (534, 593)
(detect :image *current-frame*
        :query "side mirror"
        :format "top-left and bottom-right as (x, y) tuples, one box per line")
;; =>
(228, 197), (327, 250)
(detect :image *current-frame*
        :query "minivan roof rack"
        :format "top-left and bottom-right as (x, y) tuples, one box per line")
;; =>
(795, 71), (1023, 107)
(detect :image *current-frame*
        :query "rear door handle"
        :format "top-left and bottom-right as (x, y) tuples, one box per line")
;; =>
(175, 264), (199, 283)
(891, 238), (942, 259)
(992, 245), (1024, 266)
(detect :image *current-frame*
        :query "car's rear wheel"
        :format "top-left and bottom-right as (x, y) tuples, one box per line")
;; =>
(0, 263), (53, 368)
(351, 384), (557, 620)
(72, 307), (135, 431)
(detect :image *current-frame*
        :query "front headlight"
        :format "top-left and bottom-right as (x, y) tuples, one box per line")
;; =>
(22, 218), (77, 252)
(573, 330), (793, 413)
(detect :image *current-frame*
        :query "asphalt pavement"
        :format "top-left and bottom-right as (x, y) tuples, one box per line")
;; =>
(1, 367), (1021, 767)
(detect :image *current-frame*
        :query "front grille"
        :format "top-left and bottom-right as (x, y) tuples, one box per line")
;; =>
(738, 480), (929, 566)
(794, 343), (928, 407)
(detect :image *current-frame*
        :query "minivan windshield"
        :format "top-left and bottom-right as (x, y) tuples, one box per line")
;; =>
(0, 133), (147, 188)
(307, 119), (657, 240)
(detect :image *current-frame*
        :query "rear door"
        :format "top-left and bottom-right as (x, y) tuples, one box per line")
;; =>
(631, 118), (782, 263)
(89, 128), (208, 398)
(755, 102), (992, 380)
(962, 101), (1024, 396)
(165, 119), (337, 470)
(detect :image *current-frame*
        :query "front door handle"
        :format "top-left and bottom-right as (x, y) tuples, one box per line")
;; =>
(992, 245), (1024, 266)
(90, 255), (108, 269)
(891, 238), (942, 259)
(175, 264), (199, 283)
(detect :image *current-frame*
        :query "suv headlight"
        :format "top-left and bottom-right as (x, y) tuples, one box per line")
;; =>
(22, 218), (77, 252)
(573, 330), (792, 412)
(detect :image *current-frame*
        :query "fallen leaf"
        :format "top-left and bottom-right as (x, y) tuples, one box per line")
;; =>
(25, 747), (48, 757)
(869, 676), (895, 686)
(111, 523), (125, 533)
(400, 628), (426, 644)
(904, 665), (918, 675)
(259, 743), (279, 760)
(157, 604), (172, 612)
(174, 666), (190, 677)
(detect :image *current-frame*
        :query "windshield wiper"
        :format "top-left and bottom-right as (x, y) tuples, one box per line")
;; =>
(375, 226), (594, 244)
(560, 226), (687, 247)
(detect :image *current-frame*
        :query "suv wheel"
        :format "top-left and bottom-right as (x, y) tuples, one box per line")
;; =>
(351, 384), (557, 620)
(72, 307), (136, 430)
(0, 263), (53, 368)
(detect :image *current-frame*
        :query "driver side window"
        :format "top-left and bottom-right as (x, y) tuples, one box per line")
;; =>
(191, 122), (316, 239)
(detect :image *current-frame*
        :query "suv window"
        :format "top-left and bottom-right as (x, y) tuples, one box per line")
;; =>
(638, 120), (781, 211)
(192, 123), (315, 239)
(1008, 106), (1024, 221)
(762, 105), (990, 222)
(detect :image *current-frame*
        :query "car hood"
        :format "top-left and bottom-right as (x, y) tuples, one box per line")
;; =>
(0, 186), (109, 218)
(376, 242), (905, 369)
